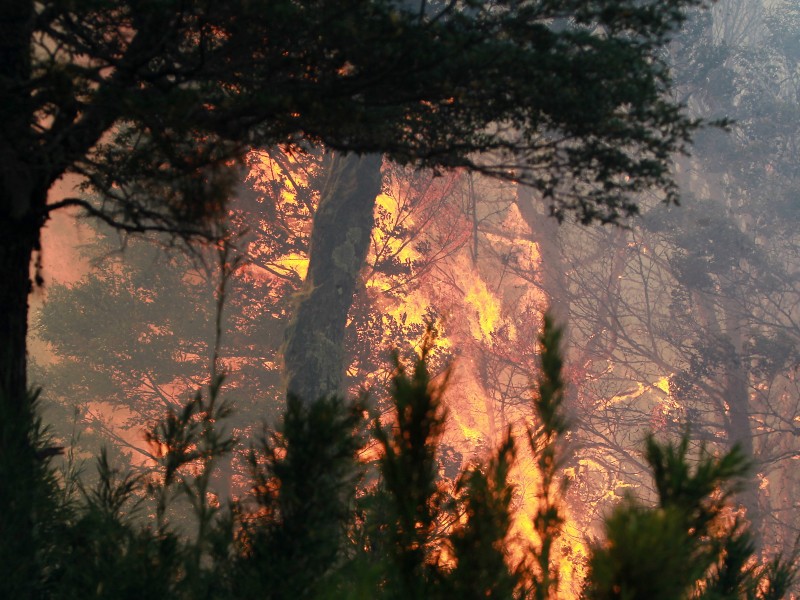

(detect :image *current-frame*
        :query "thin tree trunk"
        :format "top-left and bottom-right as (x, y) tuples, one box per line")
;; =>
(692, 289), (761, 545)
(721, 303), (762, 545)
(514, 187), (570, 327)
(283, 153), (382, 404)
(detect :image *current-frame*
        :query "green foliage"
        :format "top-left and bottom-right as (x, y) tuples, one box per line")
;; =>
(12, 0), (708, 234)
(145, 375), (237, 596)
(526, 315), (571, 600)
(583, 433), (797, 600)
(445, 432), (519, 600)
(371, 334), (451, 598)
(361, 325), (522, 600)
(7, 319), (798, 598)
(583, 500), (702, 600)
(645, 433), (748, 536)
(233, 394), (366, 599)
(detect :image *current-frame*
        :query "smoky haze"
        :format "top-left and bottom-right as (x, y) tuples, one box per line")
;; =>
(30, 0), (800, 580)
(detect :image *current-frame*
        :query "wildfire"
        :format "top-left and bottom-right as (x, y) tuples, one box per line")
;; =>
(463, 275), (504, 343)
(33, 150), (615, 597)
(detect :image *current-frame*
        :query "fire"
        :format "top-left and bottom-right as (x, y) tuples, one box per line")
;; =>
(653, 375), (671, 395)
(358, 173), (592, 596)
(270, 253), (309, 280)
(35, 150), (600, 596)
(463, 275), (504, 343)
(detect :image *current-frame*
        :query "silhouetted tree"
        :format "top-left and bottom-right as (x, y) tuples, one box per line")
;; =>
(3, 0), (704, 418)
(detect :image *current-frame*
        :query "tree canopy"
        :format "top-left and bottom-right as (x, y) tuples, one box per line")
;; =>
(14, 0), (705, 229)
(6, 3), (800, 596)
(4, 0), (705, 468)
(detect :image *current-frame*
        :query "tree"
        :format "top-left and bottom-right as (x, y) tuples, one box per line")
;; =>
(30, 148), (325, 473)
(429, 0), (800, 559)
(3, 0), (706, 418)
(31, 223), (282, 480)
(278, 0), (716, 401)
(31, 149), (455, 487)
(561, 0), (800, 554)
(11, 309), (800, 597)
(582, 433), (796, 600)
(283, 153), (383, 403)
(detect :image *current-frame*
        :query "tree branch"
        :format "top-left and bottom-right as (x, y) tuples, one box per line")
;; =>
(44, 197), (214, 240)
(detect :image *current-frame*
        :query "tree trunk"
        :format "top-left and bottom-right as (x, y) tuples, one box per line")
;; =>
(0, 215), (37, 407)
(283, 153), (382, 404)
(514, 187), (570, 327)
(0, 185), (46, 598)
(692, 289), (761, 546)
(721, 304), (762, 546)
(0, 0), (38, 410)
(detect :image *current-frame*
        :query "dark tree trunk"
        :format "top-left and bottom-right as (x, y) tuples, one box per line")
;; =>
(724, 358), (759, 522)
(514, 187), (570, 327)
(0, 184), (47, 599)
(0, 0), (37, 409)
(693, 291), (761, 546)
(0, 214), (37, 406)
(283, 153), (382, 404)
(0, 6), (53, 593)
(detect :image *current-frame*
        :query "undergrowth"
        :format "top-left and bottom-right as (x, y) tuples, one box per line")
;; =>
(2, 318), (796, 599)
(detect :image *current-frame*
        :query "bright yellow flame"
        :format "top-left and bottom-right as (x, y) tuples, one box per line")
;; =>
(272, 253), (309, 280)
(463, 277), (502, 342)
(653, 375), (671, 395)
(368, 192), (423, 293)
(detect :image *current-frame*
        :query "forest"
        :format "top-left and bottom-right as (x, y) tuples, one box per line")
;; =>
(3, 0), (800, 598)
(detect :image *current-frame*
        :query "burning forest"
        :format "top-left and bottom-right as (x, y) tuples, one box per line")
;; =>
(3, 0), (800, 598)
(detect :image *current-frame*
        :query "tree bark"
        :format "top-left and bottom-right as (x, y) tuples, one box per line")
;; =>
(721, 303), (762, 545)
(0, 177), (46, 598)
(283, 153), (382, 404)
(513, 187), (571, 328)
(0, 214), (38, 406)
(0, 0), (39, 411)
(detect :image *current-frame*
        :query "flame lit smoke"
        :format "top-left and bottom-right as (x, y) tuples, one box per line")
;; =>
(32, 114), (800, 593)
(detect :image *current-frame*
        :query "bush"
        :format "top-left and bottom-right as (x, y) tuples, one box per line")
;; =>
(4, 320), (796, 598)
